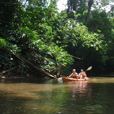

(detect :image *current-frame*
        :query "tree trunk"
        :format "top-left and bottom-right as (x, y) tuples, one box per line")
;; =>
(85, 8), (91, 25)
(9, 50), (57, 79)
(85, 0), (93, 25)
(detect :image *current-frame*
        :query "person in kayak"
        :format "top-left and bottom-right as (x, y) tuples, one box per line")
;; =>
(68, 69), (78, 79)
(79, 69), (87, 79)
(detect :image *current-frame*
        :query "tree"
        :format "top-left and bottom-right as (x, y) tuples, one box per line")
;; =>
(0, 0), (21, 38)
(87, 9), (114, 74)
(0, 0), (105, 77)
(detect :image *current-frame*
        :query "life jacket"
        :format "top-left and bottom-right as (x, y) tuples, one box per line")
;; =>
(72, 73), (77, 78)
(80, 71), (86, 77)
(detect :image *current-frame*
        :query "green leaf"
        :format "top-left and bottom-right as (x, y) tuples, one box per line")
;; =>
(0, 38), (7, 48)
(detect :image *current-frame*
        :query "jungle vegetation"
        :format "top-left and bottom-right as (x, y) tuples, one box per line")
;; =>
(0, 0), (114, 78)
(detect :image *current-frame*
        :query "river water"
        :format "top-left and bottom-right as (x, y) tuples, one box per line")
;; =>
(0, 77), (114, 114)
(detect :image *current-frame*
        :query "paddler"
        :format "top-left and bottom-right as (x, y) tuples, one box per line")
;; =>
(68, 69), (78, 79)
(79, 69), (87, 79)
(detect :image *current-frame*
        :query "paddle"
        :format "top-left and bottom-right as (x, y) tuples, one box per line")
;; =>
(86, 66), (92, 71)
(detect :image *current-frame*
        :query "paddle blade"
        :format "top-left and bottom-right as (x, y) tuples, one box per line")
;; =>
(86, 66), (92, 71)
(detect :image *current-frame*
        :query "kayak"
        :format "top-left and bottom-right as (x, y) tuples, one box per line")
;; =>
(62, 77), (89, 82)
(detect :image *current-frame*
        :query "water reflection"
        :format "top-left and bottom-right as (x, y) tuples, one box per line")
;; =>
(65, 81), (89, 98)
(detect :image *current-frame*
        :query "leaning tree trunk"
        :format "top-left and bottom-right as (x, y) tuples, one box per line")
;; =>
(9, 50), (56, 79)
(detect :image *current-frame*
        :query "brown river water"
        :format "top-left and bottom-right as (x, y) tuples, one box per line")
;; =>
(0, 77), (114, 114)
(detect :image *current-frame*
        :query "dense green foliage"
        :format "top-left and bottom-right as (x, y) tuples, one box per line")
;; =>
(0, 0), (114, 77)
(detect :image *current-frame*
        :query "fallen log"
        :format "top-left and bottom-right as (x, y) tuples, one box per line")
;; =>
(0, 66), (18, 77)
(67, 55), (82, 60)
(9, 50), (56, 79)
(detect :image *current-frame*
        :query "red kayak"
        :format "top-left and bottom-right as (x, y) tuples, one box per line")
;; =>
(62, 77), (89, 82)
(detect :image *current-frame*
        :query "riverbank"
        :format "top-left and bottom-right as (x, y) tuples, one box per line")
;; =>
(0, 71), (114, 80)
(0, 70), (54, 80)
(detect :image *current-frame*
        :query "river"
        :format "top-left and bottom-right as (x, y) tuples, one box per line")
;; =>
(0, 77), (114, 114)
